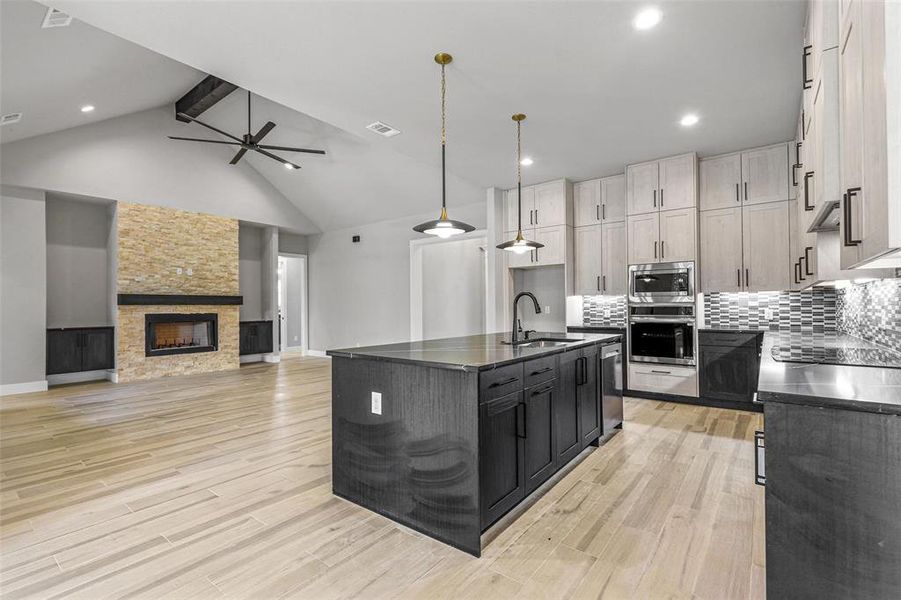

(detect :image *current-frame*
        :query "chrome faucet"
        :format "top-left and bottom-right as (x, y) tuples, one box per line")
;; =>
(511, 292), (541, 344)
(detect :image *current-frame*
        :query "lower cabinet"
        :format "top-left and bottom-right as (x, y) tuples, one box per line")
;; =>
(578, 344), (601, 447)
(47, 327), (115, 375)
(698, 331), (762, 405)
(239, 321), (274, 355)
(479, 391), (526, 529)
(556, 351), (583, 465)
(523, 381), (557, 494)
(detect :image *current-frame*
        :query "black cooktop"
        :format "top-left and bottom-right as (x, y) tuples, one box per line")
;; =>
(771, 345), (901, 369)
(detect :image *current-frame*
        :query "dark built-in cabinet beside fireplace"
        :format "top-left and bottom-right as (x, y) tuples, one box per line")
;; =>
(47, 327), (115, 375)
(239, 321), (273, 355)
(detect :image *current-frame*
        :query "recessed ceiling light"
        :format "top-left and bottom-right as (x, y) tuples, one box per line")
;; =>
(80, 105), (95, 113)
(680, 113), (699, 127)
(633, 7), (662, 31)
(520, 157), (534, 166)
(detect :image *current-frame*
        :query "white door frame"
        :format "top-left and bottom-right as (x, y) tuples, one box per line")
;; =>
(278, 252), (308, 354)
(409, 230), (488, 341)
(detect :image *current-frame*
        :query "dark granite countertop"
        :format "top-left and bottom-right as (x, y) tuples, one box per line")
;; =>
(327, 332), (623, 372)
(757, 332), (901, 416)
(567, 325), (626, 332)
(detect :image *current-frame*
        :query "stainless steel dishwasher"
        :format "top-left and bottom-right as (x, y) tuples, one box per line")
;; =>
(601, 342), (624, 433)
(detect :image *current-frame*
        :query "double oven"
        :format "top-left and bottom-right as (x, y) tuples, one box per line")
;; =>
(627, 261), (696, 366)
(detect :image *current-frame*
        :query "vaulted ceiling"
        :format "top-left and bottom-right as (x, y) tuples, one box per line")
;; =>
(3, 0), (806, 232)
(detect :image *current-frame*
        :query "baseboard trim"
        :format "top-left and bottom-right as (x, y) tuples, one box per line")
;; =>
(628, 389), (762, 413)
(0, 380), (49, 396)
(240, 354), (264, 364)
(47, 370), (115, 386)
(262, 354), (280, 363)
(306, 349), (328, 358)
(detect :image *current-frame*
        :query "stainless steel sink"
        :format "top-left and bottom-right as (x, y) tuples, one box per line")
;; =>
(513, 337), (581, 348)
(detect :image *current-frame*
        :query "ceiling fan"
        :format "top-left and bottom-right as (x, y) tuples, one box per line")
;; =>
(168, 91), (325, 169)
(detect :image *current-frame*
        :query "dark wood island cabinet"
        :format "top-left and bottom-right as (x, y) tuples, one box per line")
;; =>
(328, 332), (623, 556)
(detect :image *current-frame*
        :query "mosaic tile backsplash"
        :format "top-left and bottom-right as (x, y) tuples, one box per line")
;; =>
(702, 289), (838, 334)
(838, 278), (901, 353)
(582, 295), (627, 327)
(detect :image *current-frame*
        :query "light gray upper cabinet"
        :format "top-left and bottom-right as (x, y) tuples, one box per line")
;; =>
(700, 207), (743, 292)
(626, 161), (659, 216)
(743, 201), (791, 292)
(700, 144), (791, 211)
(533, 180), (571, 228)
(601, 221), (627, 294)
(838, 0), (901, 269)
(573, 179), (601, 228)
(699, 153), (742, 211)
(627, 212), (659, 265)
(658, 154), (697, 211)
(505, 186), (534, 233)
(601, 175), (626, 223)
(574, 225), (602, 295)
(533, 225), (567, 266)
(658, 207), (698, 263)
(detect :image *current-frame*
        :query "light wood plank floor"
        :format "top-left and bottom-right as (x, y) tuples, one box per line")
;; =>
(1, 356), (765, 599)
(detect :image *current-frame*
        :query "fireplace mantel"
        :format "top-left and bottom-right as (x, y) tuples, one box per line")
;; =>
(118, 294), (243, 306)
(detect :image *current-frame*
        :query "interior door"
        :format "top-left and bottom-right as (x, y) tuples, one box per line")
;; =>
(658, 154), (696, 210)
(700, 207), (743, 292)
(555, 350), (582, 466)
(600, 174), (626, 222)
(578, 346), (601, 448)
(573, 179), (601, 227)
(743, 201), (791, 292)
(627, 161), (659, 216)
(658, 207), (697, 263)
(741, 144), (790, 205)
(523, 382), (556, 494)
(627, 212), (660, 264)
(601, 221), (627, 294)
(479, 391), (526, 529)
(700, 153), (742, 211)
(574, 225), (602, 295)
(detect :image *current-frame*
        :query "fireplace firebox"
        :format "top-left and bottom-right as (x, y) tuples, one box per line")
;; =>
(145, 313), (218, 357)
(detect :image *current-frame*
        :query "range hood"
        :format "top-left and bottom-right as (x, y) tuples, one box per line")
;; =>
(806, 199), (840, 233)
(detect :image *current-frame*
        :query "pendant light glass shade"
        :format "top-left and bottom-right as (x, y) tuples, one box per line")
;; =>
(497, 114), (543, 253)
(413, 53), (475, 238)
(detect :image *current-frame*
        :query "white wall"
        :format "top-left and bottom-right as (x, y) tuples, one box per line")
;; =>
(307, 201), (486, 350)
(0, 107), (318, 234)
(45, 195), (113, 328)
(279, 232), (308, 255)
(421, 238), (485, 340)
(239, 223), (264, 321)
(1, 186), (47, 390)
(513, 266), (567, 333)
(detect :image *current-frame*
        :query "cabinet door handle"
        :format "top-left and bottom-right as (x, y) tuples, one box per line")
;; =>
(794, 261), (800, 284)
(803, 172), (814, 210)
(801, 109), (806, 140)
(745, 268), (750, 287)
(791, 163), (798, 187)
(744, 181), (748, 201)
(735, 183), (740, 203)
(535, 247), (539, 263)
(660, 188), (664, 207)
(532, 383), (555, 395)
(602, 204), (606, 220)
(529, 209), (533, 225)
(795, 141), (802, 166)
(488, 376), (519, 388)
(516, 403), (527, 438)
(737, 268), (741, 288)
(653, 189), (657, 208)
(596, 204), (600, 221)
(651, 369), (672, 374)
(597, 275), (601, 292)
(535, 209), (538, 224)
(802, 45), (813, 89)
(844, 187), (862, 246)
(804, 246), (813, 275)
(530, 367), (553, 377)
(602, 275), (606, 292)
(799, 256), (807, 281)
(654, 240), (658, 259)
(661, 240), (665, 259)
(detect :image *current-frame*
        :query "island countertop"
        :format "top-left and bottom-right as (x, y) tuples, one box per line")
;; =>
(327, 331), (622, 372)
(757, 331), (901, 415)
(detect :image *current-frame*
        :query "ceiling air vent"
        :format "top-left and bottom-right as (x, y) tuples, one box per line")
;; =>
(42, 7), (73, 28)
(366, 121), (401, 138)
(1, 113), (23, 126)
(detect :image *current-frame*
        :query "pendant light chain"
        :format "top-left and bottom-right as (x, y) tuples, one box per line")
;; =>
(516, 119), (523, 233)
(441, 63), (447, 147)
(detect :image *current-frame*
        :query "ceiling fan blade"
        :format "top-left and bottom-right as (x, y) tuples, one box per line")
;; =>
(229, 148), (249, 165)
(176, 112), (244, 143)
(256, 144), (326, 155)
(254, 147), (301, 170)
(250, 121), (276, 144)
(168, 136), (244, 146)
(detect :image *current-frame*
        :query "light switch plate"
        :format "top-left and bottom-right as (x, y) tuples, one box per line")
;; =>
(371, 392), (382, 415)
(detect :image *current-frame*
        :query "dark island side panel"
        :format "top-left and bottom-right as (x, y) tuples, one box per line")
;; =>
(331, 356), (482, 556)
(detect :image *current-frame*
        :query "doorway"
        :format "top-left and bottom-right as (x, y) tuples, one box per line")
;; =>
(277, 254), (308, 354)
(410, 232), (487, 341)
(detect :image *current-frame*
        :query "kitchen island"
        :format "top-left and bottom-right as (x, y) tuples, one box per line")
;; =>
(327, 332), (623, 556)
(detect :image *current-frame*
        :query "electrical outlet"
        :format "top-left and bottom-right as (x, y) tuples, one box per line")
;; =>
(544, 305), (551, 314)
(371, 392), (382, 415)
(764, 308), (774, 321)
(293, 335), (298, 341)
(176, 267), (183, 275)
(186, 268), (193, 276)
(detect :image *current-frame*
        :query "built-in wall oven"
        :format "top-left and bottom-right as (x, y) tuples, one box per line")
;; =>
(628, 261), (695, 304)
(628, 305), (696, 366)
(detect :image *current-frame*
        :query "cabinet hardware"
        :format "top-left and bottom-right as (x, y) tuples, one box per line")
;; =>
(794, 262), (800, 284)
(581, 356), (589, 385)
(529, 209), (533, 225)
(654, 241), (657, 259)
(602, 204), (606, 220)
(802, 45), (813, 89)
(804, 246), (813, 276)
(535, 247), (539, 263)
(735, 183), (739, 203)
(516, 403), (526, 438)
(844, 187), (862, 246)
(532, 383), (555, 395)
(801, 109), (806, 140)
(661, 240), (665, 259)
(602, 275), (606, 292)
(803, 172), (814, 211)
(799, 256), (806, 280)
(745, 268), (750, 287)
(744, 181), (748, 201)
(651, 369), (671, 374)
(535, 209), (538, 224)
(596, 204), (599, 221)
(791, 164), (798, 187)
(653, 189), (656, 208)
(737, 269), (741, 287)
(488, 377), (518, 388)
(597, 275), (601, 292)
(795, 141), (802, 167)
(530, 367), (553, 376)
(660, 188), (664, 207)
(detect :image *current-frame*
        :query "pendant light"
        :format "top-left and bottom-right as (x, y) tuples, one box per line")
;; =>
(497, 114), (543, 254)
(413, 53), (476, 238)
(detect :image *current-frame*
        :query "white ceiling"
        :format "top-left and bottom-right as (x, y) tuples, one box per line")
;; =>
(7, 0), (806, 231)
(0, 0), (202, 144)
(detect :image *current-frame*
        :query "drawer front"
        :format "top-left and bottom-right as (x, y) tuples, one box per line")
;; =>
(699, 331), (760, 348)
(480, 362), (524, 401)
(629, 364), (698, 397)
(523, 355), (557, 388)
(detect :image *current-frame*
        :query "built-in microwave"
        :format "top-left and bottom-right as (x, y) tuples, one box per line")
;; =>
(628, 261), (695, 304)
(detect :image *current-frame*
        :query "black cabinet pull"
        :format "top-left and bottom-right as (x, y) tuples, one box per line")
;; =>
(795, 141), (802, 166)
(735, 183), (739, 203)
(804, 246), (813, 276)
(596, 275), (601, 292)
(596, 204), (599, 221)
(535, 209), (538, 224)
(802, 45), (813, 89)
(660, 188), (664, 207)
(530, 367), (553, 376)
(803, 172), (815, 211)
(794, 261), (801, 284)
(529, 209), (533, 225)
(661, 240), (665, 259)
(516, 403), (527, 438)
(737, 268), (741, 287)
(602, 204), (606, 220)
(744, 181), (748, 201)
(651, 369), (672, 374)
(602, 275), (606, 292)
(844, 187), (862, 246)
(745, 268), (750, 288)
(488, 376), (518, 388)
(791, 164), (798, 187)
(654, 240), (658, 259)
(653, 189), (657, 208)
(801, 109), (806, 140)
(799, 256), (807, 281)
